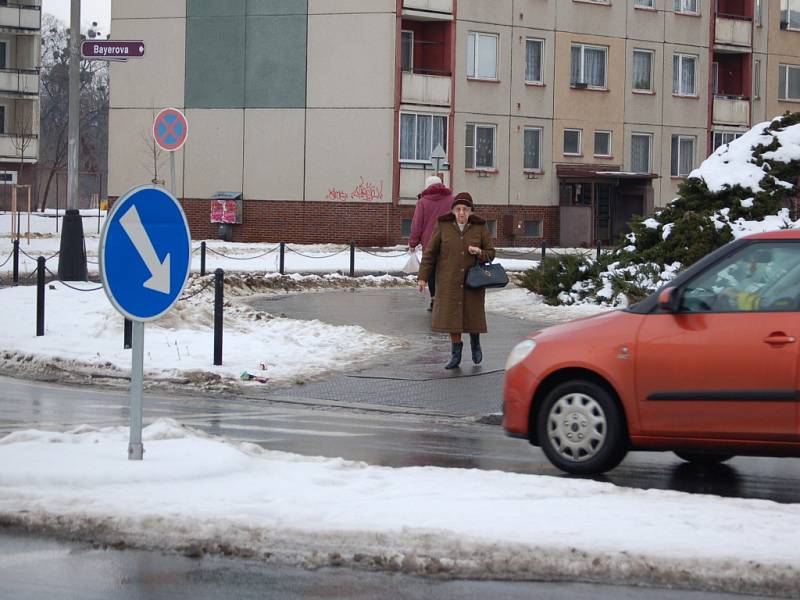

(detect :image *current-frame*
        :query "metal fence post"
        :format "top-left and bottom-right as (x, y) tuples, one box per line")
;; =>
(279, 241), (285, 275)
(200, 241), (206, 276)
(596, 240), (602, 260)
(124, 318), (132, 349)
(213, 268), (224, 366)
(36, 256), (45, 336)
(540, 240), (547, 263)
(12, 238), (19, 285)
(349, 241), (356, 277)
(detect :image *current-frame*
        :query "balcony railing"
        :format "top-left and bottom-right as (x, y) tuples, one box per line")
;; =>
(0, 4), (41, 30)
(713, 95), (750, 126)
(0, 68), (39, 96)
(403, 0), (453, 15)
(0, 133), (38, 161)
(401, 71), (451, 106)
(715, 15), (752, 48)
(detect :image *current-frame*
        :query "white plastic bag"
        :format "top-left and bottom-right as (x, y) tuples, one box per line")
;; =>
(403, 250), (420, 274)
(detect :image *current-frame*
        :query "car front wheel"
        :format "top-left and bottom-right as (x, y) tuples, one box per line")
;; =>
(536, 380), (627, 475)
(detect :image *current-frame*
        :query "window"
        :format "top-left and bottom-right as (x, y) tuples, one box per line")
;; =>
(779, 64), (800, 101)
(673, 53), (697, 96)
(712, 61), (719, 95)
(525, 38), (544, 84)
(594, 131), (612, 156)
(0, 42), (6, 71)
(401, 30), (413, 72)
(401, 219), (412, 237)
(782, 0), (800, 30)
(400, 113), (448, 163)
(713, 131), (742, 150)
(753, 59), (761, 99)
(671, 135), (695, 177)
(524, 220), (542, 236)
(0, 170), (17, 184)
(564, 129), (582, 155)
(632, 49), (654, 91)
(674, 0), (698, 14)
(631, 133), (652, 173)
(467, 32), (498, 80)
(570, 43), (607, 88)
(523, 127), (542, 171)
(487, 219), (498, 237)
(465, 123), (496, 169)
(634, 0), (656, 7)
(755, 0), (763, 26)
(0, 106), (5, 135)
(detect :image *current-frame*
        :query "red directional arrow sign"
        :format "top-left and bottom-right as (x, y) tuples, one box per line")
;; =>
(81, 40), (145, 60)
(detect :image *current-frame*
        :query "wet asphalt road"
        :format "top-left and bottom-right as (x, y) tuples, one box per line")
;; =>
(0, 532), (776, 600)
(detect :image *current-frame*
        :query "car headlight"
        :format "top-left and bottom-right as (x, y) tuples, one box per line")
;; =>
(505, 339), (537, 371)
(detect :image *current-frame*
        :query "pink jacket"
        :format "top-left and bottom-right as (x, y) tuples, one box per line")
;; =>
(408, 183), (453, 250)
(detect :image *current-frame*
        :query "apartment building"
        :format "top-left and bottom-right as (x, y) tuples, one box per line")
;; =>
(108, 1), (800, 247)
(0, 0), (40, 208)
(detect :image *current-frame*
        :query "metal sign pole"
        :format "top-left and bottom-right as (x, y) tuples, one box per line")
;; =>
(129, 320), (144, 460)
(170, 151), (176, 196)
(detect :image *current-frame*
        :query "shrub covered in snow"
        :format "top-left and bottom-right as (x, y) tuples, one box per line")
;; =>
(523, 112), (800, 306)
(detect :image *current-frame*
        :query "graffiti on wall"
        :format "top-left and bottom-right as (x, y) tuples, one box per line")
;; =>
(326, 177), (384, 202)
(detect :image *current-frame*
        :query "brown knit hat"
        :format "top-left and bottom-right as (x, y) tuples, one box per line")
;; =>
(451, 192), (473, 209)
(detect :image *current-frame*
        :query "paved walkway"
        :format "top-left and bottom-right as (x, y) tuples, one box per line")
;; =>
(249, 288), (549, 417)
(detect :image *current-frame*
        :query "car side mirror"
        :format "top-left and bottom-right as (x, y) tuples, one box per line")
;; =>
(658, 287), (679, 313)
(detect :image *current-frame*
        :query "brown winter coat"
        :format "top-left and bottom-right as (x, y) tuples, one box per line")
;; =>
(418, 213), (496, 334)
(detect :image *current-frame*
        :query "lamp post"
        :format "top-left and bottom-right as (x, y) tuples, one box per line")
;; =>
(57, 0), (87, 281)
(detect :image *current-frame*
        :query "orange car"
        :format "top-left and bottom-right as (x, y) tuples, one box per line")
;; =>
(503, 230), (800, 474)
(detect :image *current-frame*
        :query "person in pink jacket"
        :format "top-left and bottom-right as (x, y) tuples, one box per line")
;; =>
(408, 175), (454, 310)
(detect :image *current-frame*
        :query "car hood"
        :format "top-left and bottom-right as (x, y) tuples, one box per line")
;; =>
(533, 309), (628, 342)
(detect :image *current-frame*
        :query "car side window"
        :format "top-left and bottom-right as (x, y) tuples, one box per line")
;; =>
(680, 242), (800, 313)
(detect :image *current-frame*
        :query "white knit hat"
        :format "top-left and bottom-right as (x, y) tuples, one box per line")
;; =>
(424, 175), (442, 188)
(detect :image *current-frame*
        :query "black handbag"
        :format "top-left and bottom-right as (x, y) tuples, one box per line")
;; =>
(465, 258), (509, 289)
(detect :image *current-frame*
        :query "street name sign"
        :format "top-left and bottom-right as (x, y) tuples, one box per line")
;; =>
(100, 185), (191, 322)
(81, 40), (145, 60)
(153, 108), (189, 152)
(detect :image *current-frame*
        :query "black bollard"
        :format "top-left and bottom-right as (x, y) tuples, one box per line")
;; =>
(349, 241), (356, 277)
(12, 238), (19, 285)
(596, 240), (602, 260)
(36, 256), (45, 336)
(200, 241), (206, 276)
(124, 318), (132, 349)
(279, 242), (285, 275)
(214, 268), (224, 366)
(540, 239), (547, 263)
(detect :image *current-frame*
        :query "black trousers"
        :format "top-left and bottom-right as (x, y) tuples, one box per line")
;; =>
(428, 264), (437, 297)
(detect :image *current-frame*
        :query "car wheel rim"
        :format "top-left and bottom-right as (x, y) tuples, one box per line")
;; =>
(546, 392), (607, 463)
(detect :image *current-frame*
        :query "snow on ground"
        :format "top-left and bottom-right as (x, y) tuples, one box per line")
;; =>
(486, 286), (610, 323)
(0, 419), (797, 597)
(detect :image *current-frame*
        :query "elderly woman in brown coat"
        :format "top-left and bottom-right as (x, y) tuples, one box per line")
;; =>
(417, 192), (495, 369)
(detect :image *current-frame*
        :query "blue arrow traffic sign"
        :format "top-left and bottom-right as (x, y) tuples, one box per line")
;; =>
(100, 185), (192, 322)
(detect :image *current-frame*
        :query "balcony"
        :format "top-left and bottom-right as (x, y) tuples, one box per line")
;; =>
(714, 16), (752, 50)
(401, 71), (451, 106)
(403, 0), (453, 20)
(713, 95), (750, 126)
(0, 133), (38, 161)
(0, 4), (40, 31)
(0, 69), (38, 96)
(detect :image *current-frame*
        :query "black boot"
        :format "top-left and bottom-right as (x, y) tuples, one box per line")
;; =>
(470, 333), (483, 364)
(445, 342), (463, 370)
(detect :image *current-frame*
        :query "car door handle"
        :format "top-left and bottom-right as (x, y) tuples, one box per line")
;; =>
(764, 333), (797, 345)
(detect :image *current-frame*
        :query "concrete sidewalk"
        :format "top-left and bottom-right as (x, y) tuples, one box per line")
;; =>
(249, 288), (550, 417)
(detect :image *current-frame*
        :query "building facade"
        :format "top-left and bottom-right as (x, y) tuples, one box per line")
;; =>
(0, 0), (40, 210)
(108, 0), (800, 247)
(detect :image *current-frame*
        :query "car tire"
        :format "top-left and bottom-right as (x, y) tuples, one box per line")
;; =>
(674, 451), (733, 465)
(535, 380), (627, 475)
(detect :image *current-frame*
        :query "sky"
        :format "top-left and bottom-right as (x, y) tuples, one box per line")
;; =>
(41, 0), (111, 36)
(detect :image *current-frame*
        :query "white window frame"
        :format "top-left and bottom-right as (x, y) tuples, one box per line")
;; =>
(632, 48), (655, 92)
(671, 134), (696, 177)
(753, 59), (761, 99)
(712, 131), (741, 150)
(674, 0), (699, 14)
(399, 112), (448, 164)
(634, 0), (656, 7)
(570, 43), (608, 89)
(465, 122), (497, 169)
(783, 0), (800, 31)
(401, 30), (413, 72)
(523, 126), (543, 171)
(631, 133), (652, 173)
(563, 128), (582, 155)
(525, 37), (544, 84)
(594, 130), (612, 157)
(0, 170), (17, 184)
(779, 64), (800, 101)
(467, 31), (499, 80)
(673, 53), (698, 96)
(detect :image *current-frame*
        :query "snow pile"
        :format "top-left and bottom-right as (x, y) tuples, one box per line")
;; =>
(0, 419), (798, 597)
